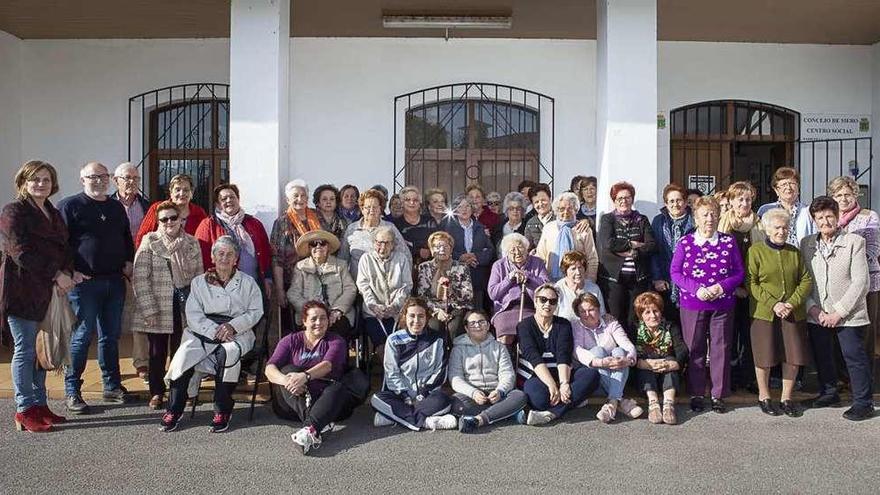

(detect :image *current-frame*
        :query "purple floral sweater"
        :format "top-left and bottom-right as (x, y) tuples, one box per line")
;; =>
(670, 232), (745, 312)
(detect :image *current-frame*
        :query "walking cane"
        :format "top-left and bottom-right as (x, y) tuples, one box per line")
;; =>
(517, 277), (527, 323)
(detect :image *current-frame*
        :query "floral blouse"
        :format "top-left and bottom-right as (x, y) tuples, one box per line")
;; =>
(269, 215), (301, 287)
(416, 259), (474, 312)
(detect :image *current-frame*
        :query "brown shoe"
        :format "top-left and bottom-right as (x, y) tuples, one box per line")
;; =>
(137, 367), (149, 382)
(647, 400), (662, 424)
(662, 400), (677, 425)
(148, 395), (164, 410)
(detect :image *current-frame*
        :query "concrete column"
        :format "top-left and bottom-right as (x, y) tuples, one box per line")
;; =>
(229, 0), (290, 227)
(0, 30), (22, 203)
(872, 42), (880, 210)
(595, 0), (658, 217)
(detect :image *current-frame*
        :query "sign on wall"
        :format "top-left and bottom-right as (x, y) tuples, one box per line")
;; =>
(688, 175), (716, 195)
(801, 113), (870, 141)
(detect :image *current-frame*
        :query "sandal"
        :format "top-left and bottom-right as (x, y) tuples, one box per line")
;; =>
(648, 400), (662, 424)
(596, 402), (617, 423)
(662, 399), (677, 425)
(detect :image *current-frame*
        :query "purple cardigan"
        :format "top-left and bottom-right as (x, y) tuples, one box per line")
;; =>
(487, 255), (548, 320)
(670, 232), (744, 312)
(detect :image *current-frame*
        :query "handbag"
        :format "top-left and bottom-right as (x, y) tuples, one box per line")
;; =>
(190, 313), (242, 369)
(36, 289), (75, 371)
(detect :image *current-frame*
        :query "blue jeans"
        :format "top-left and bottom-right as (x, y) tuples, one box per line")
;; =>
(64, 277), (126, 396)
(8, 316), (47, 413)
(363, 316), (396, 346)
(589, 346), (629, 400)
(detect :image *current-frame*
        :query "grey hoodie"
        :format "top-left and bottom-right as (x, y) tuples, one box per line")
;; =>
(448, 333), (515, 398)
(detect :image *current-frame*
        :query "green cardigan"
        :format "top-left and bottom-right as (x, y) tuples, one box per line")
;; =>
(746, 241), (812, 322)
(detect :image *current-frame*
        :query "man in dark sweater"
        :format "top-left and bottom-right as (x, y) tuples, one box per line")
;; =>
(58, 162), (135, 414)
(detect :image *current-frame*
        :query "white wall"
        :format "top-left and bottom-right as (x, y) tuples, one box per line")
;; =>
(0, 30), (22, 202)
(19, 39), (229, 198)
(873, 42), (880, 209)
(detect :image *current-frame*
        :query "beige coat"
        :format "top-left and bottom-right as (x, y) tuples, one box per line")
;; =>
(801, 232), (870, 327)
(131, 232), (203, 334)
(287, 254), (357, 325)
(535, 220), (599, 282)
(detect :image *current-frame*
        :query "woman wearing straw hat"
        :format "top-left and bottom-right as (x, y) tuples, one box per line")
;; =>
(288, 229), (357, 341)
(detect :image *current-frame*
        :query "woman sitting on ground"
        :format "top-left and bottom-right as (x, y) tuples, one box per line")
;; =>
(160, 235), (264, 433)
(449, 310), (527, 433)
(632, 291), (687, 425)
(571, 293), (642, 423)
(517, 284), (600, 426)
(265, 301), (368, 455)
(371, 297), (457, 431)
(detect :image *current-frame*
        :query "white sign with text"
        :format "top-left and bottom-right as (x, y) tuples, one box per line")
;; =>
(801, 113), (870, 141)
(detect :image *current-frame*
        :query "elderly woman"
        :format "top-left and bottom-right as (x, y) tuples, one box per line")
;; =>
(337, 184), (361, 222)
(132, 201), (204, 410)
(357, 226), (413, 348)
(1, 161), (74, 432)
(424, 188), (448, 225)
(492, 191), (527, 251)
(449, 310), (528, 433)
(746, 208), (812, 417)
(313, 184), (349, 241)
(571, 293), (642, 423)
(536, 191), (599, 284)
(136, 174), (208, 249)
(417, 231), (474, 342)
(288, 230), (356, 341)
(651, 183), (695, 323)
(576, 176), (598, 230)
(597, 181), (655, 331)
(269, 179), (322, 333)
(523, 183), (554, 249)
(757, 166), (816, 246)
(516, 284), (600, 426)
(719, 181), (765, 391)
(828, 175), (880, 364)
(488, 233), (549, 357)
(387, 193), (404, 220)
(339, 189), (406, 279)
(486, 191), (503, 216)
(633, 292), (687, 425)
(670, 196), (745, 413)
(555, 251), (605, 321)
(446, 193), (494, 309)
(266, 301), (368, 455)
(466, 183), (500, 233)
(160, 236), (264, 433)
(371, 297), (457, 431)
(393, 185), (438, 266)
(194, 184), (271, 291)
(803, 196), (875, 421)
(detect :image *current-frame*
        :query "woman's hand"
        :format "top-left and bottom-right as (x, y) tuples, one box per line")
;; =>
(605, 356), (630, 370)
(284, 372), (308, 394)
(329, 309), (341, 325)
(559, 382), (572, 404)
(460, 253), (478, 267)
(663, 359), (680, 372)
(54, 271), (75, 294)
(72, 271), (91, 284)
(144, 316), (157, 327)
(548, 383), (561, 406)
(215, 323), (236, 342)
(509, 269), (526, 285)
(772, 302), (789, 318)
(275, 285), (287, 308)
(472, 390), (489, 405)
(434, 308), (450, 322)
(487, 390), (502, 404)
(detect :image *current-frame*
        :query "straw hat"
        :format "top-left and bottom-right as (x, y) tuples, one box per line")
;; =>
(294, 230), (340, 258)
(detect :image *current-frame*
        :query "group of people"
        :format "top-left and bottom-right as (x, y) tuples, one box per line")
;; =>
(2, 159), (876, 456)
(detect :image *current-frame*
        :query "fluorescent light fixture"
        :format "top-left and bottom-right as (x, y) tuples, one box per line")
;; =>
(382, 15), (512, 30)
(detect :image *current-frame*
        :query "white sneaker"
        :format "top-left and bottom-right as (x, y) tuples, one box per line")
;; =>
(291, 426), (321, 455)
(619, 398), (644, 419)
(423, 414), (458, 431)
(374, 413), (395, 427)
(526, 410), (556, 426)
(320, 422), (335, 435)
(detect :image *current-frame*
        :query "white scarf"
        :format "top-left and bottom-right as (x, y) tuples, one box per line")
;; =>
(215, 208), (255, 257)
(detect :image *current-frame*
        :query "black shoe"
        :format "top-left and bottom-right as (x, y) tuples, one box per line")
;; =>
(65, 394), (90, 415)
(711, 398), (727, 414)
(779, 400), (802, 418)
(842, 406), (875, 422)
(690, 397), (705, 412)
(758, 399), (781, 416)
(159, 411), (182, 432)
(806, 393), (841, 408)
(210, 412), (232, 433)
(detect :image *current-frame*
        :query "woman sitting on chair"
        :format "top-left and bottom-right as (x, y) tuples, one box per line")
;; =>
(160, 235), (264, 433)
(266, 301), (368, 455)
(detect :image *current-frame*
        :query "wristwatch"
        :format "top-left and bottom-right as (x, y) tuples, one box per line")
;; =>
(304, 371), (311, 382)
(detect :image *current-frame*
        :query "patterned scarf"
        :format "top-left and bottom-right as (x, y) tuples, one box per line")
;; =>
(838, 202), (861, 228)
(160, 232), (188, 288)
(214, 208), (255, 257)
(338, 207), (361, 223)
(636, 320), (673, 358)
(550, 220), (576, 280)
(718, 209), (757, 234)
(205, 267), (236, 288)
(287, 207), (322, 236)
(661, 211), (691, 305)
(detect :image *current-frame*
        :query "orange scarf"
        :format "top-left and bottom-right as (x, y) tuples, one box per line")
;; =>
(287, 207), (322, 236)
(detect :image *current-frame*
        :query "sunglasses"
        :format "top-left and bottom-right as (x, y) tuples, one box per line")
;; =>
(157, 215), (179, 223)
(309, 240), (329, 248)
(536, 296), (558, 306)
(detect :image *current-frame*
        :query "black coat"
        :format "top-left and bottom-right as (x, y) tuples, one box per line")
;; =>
(597, 211), (656, 283)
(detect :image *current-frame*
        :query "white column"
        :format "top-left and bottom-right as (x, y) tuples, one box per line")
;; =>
(0, 30), (22, 203)
(595, 0), (658, 216)
(229, 0), (290, 228)
(872, 42), (880, 210)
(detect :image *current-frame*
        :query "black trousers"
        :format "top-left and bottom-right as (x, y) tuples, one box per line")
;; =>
(167, 346), (235, 414)
(271, 366), (365, 432)
(603, 274), (650, 339)
(636, 368), (680, 393)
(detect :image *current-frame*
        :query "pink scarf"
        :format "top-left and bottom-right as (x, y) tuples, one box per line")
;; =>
(838, 203), (861, 228)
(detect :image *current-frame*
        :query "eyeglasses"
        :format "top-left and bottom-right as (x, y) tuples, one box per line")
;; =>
(615, 195), (633, 203)
(157, 215), (179, 223)
(536, 296), (558, 306)
(84, 174), (110, 182)
(309, 240), (328, 248)
(115, 176), (140, 182)
(488, 201), (501, 206)
(466, 320), (489, 328)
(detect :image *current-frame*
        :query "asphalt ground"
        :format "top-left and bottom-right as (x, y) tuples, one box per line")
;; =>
(1, 397), (878, 495)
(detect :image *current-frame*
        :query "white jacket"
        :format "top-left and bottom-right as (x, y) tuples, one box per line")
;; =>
(448, 333), (515, 397)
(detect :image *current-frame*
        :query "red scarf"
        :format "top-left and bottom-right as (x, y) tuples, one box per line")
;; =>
(287, 207), (322, 236)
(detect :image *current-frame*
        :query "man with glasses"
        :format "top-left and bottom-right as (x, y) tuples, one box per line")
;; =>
(58, 162), (135, 414)
(111, 162), (152, 381)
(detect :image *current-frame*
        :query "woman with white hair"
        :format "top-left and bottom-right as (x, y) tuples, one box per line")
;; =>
(535, 191), (599, 283)
(492, 191), (528, 251)
(597, 181), (655, 333)
(269, 179), (323, 334)
(488, 233), (549, 359)
(393, 185), (439, 267)
(446, 193), (495, 310)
